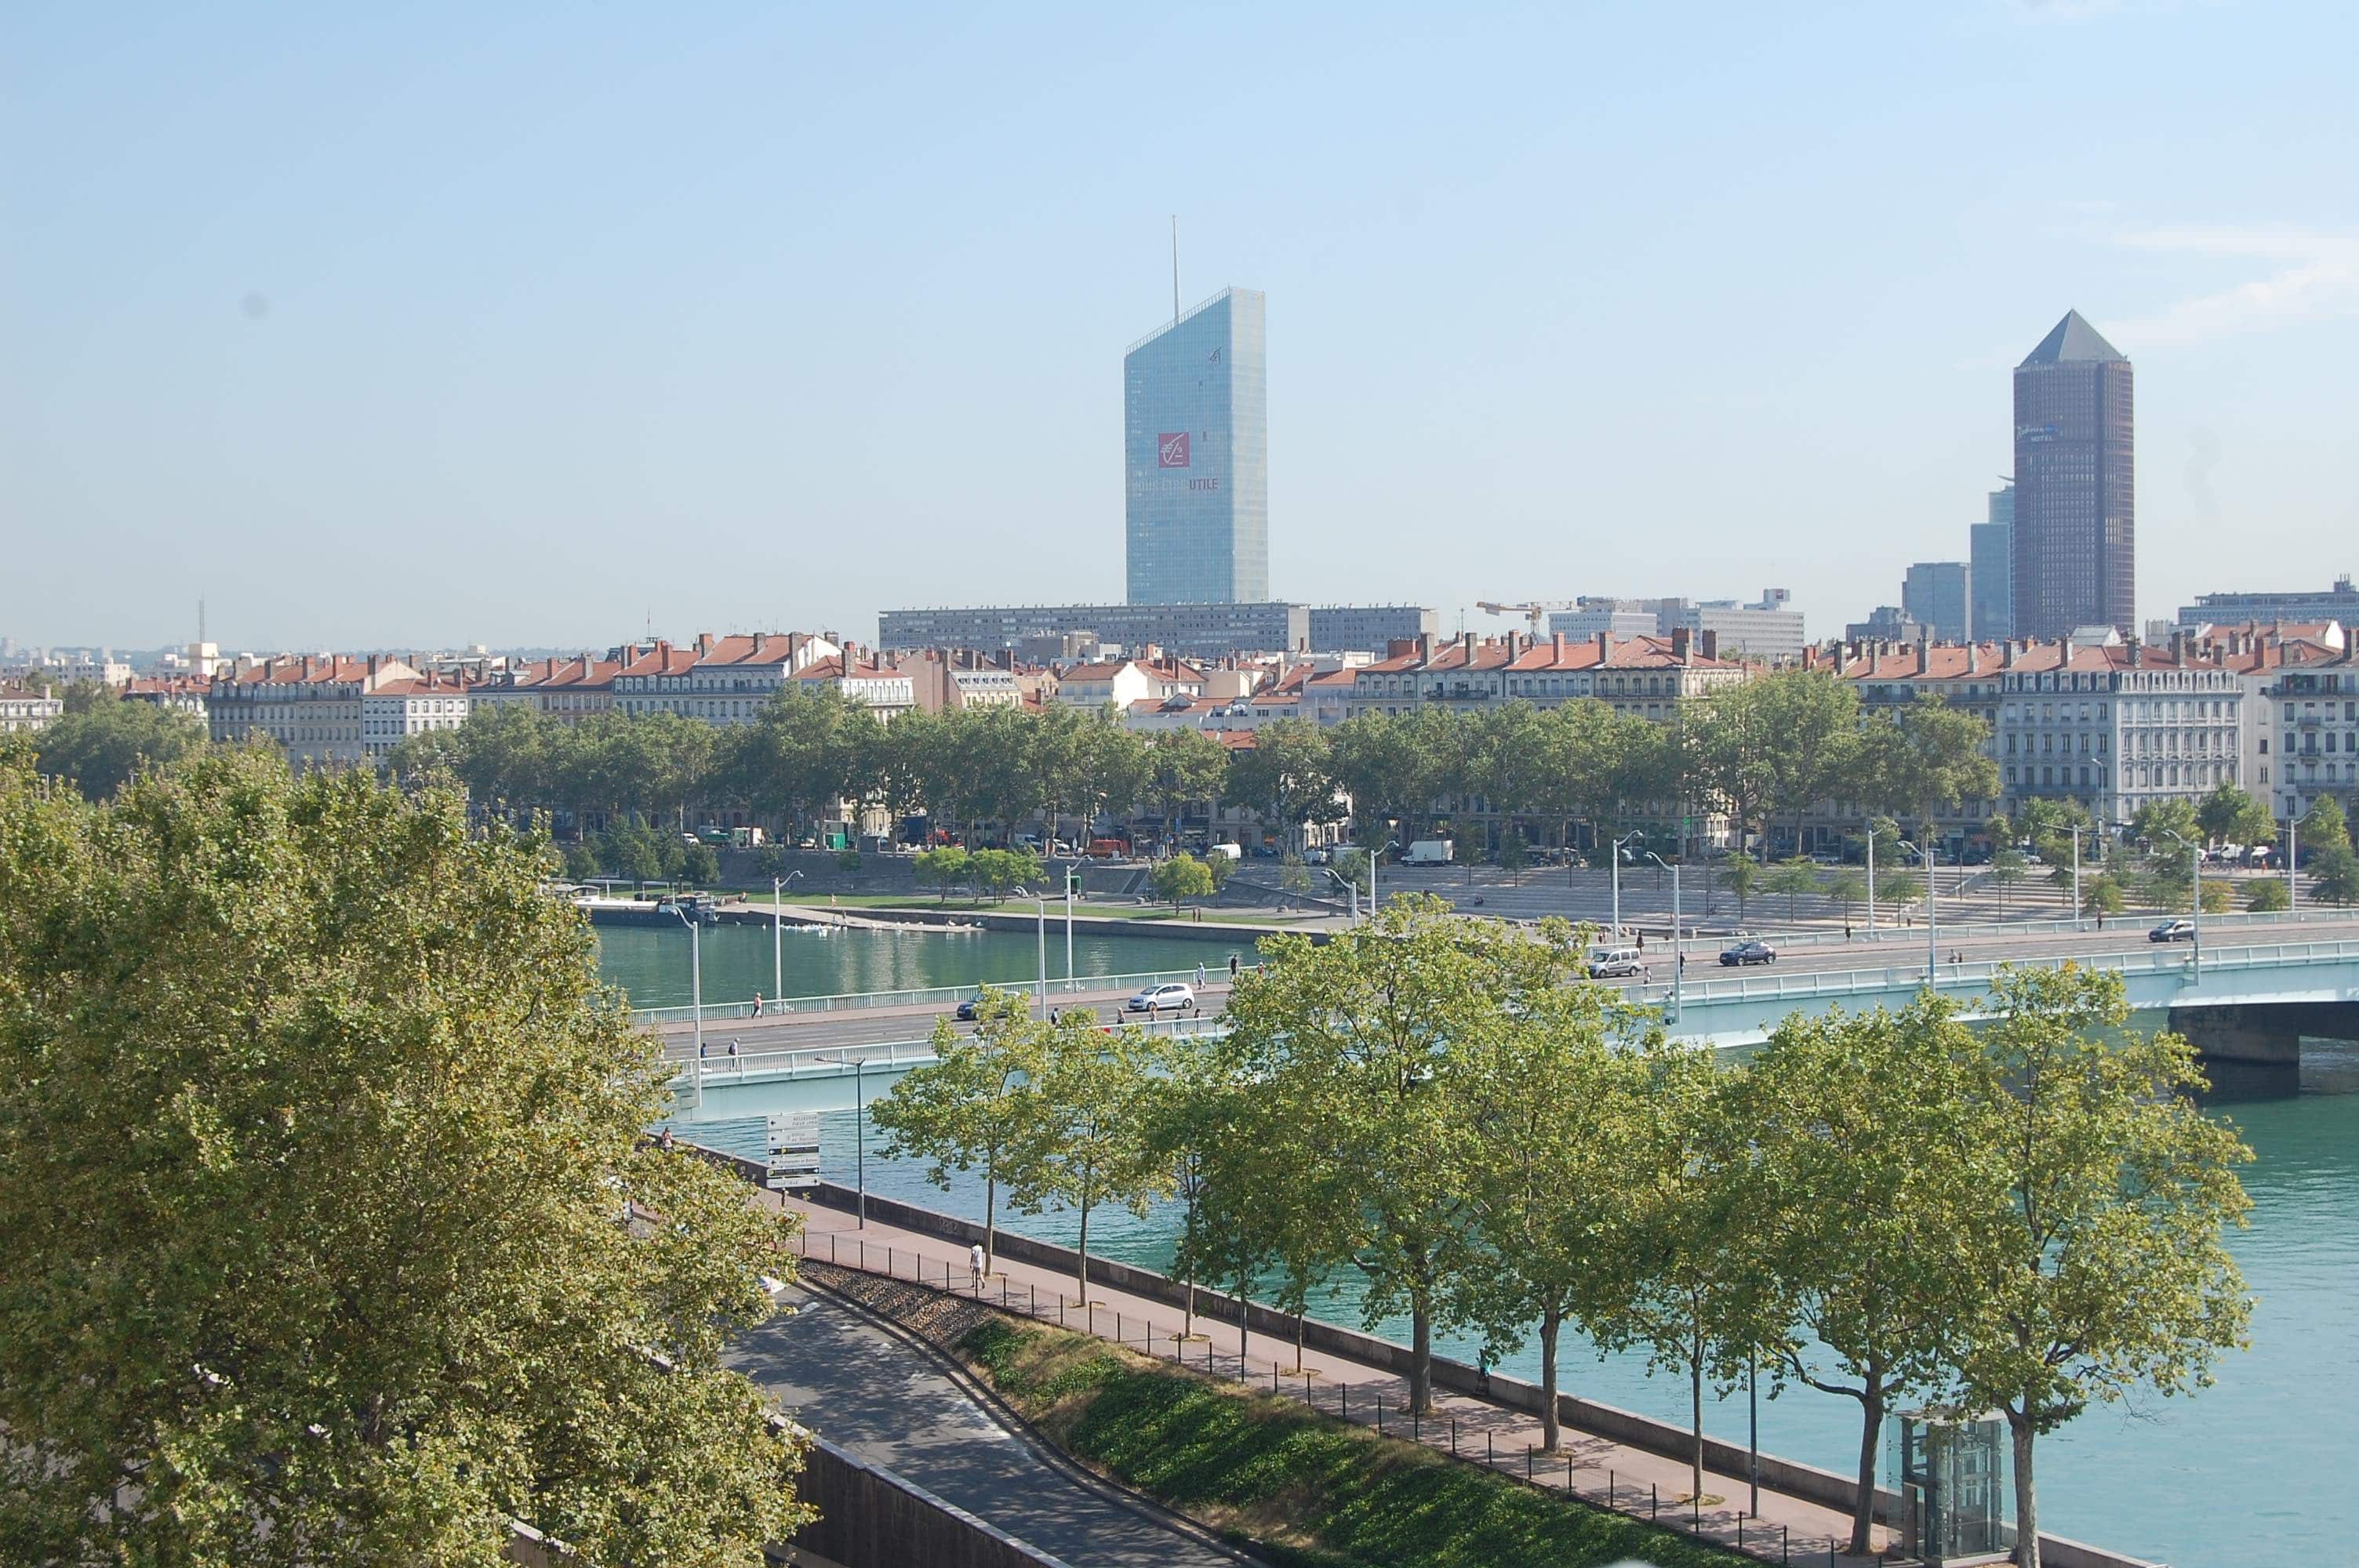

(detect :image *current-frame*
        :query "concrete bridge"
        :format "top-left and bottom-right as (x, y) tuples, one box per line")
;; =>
(651, 915), (2359, 1120)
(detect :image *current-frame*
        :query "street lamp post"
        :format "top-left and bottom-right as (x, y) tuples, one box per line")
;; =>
(2288, 816), (2300, 912)
(1610, 829), (1645, 939)
(849, 1050), (867, 1228)
(1369, 840), (1399, 922)
(1065, 868), (1076, 993)
(2070, 823), (2083, 929)
(667, 904), (703, 1113)
(1013, 887), (1049, 1016)
(1865, 827), (1875, 936)
(1899, 840), (1936, 981)
(2161, 830), (2203, 976)
(1645, 851), (1682, 1019)
(772, 869), (804, 1004)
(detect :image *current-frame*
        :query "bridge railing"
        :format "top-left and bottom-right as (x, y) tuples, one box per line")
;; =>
(1623, 937), (2359, 1010)
(1663, 903), (2356, 952)
(662, 1013), (1228, 1083)
(636, 967), (1221, 1027)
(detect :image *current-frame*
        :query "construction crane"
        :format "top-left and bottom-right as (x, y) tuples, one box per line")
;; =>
(1477, 600), (1581, 639)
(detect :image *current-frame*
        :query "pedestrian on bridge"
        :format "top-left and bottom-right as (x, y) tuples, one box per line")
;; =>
(1195, 961), (1207, 988)
(752, 992), (764, 1018)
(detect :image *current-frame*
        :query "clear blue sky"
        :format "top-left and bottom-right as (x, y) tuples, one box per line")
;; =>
(7, 2), (2356, 653)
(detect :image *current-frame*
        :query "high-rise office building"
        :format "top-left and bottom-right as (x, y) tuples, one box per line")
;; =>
(1903, 561), (1973, 643)
(1971, 484), (2014, 639)
(1125, 288), (1268, 604)
(2012, 312), (2133, 640)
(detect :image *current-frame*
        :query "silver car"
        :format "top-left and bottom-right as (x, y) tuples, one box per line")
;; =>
(1125, 982), (1197, 1015)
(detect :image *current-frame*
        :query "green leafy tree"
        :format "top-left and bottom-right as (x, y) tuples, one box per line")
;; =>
(870, 989), (1042, 1275)
(1592, 1041), (1762, 1505)
(1141, 729), (1230, 850)
(2081, 872), (2127, 917)
(682, 841), (722, 886)
(600, 816), (666, 885)
(31, 695), (209, 800)
(1455, 943), (1654, 1451)
(1763, 856), (1820, 922)
(561, 841), (601, 882)
(2302, 794), (2350, 855)
(1152, 852), (1216, 908)
(1278, 851), (1312, 905)
(1750, 670), (1865, 855)
(1956, 966), (2254, 1568)
(1989, 847), (2030, 916)
(2310, 842), (2359, 906)
(1685, 681), (1779, 862)
(0, 750), (807, 1563)
(1224, 896), (1534, 1413)
(1223, 717), (1343, 853)
(914, 844), (972, 902)
(720, 685), (881, 840)
(1138, 1030), (1245, 1342)
(1823, 866), (1866, 916)
(2197, 782), (2275, 848)
(1715, 852), (1761, 920)
(968, 845), (1041, 900)
(1496, 829), (1528, 883)
(1877, 866), (1924, 911)
(2199, 876), (2237, 913)
(2132, 797), (2205, 887)
(1860, 697), (2000, 855)
(2246, 877), (2291, 913)
(1742, 996), (1990, 1555)
(1008, 1018), (1162, 1308)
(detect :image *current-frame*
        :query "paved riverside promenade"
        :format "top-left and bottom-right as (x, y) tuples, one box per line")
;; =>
(776, 1192), (1890, 1566)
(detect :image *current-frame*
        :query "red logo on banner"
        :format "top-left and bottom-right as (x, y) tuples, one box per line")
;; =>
(1158, 432), (1190, 468)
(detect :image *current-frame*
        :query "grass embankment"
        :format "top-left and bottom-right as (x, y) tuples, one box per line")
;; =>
(958, 1316), (1747, 1568)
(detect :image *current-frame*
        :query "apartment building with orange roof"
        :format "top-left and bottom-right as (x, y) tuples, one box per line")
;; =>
(206, 655), (422, 765)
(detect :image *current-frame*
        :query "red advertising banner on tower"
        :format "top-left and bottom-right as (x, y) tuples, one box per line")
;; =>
(1158, 431), (1190, 468)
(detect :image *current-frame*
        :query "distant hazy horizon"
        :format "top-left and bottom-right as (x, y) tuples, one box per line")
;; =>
(9, 4), (2357, 652)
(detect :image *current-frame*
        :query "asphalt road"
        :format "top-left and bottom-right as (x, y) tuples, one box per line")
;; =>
(727, 1287), (1238, 1568)
(653, 913), (2359, 1058)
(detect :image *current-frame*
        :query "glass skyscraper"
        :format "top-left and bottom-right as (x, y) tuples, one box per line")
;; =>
(1125, 288), (1267, 604)
(1971, 484), (2015, 640)
(2012, 312), (2133, 640)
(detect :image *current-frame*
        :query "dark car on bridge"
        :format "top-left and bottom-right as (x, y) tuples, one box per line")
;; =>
(2149, 919), (2197, 943)
(1719, 939), (1778, 967)
(953, 992), (985, 1021)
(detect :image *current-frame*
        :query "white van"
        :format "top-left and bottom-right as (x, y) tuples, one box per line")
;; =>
(1587, 946), (1644, 979)
(1404, 839), (1454, 865)
(1204, 843), (1242, 862)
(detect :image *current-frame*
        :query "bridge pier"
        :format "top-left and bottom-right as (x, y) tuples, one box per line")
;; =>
(2170, 1002), (2359, 1089)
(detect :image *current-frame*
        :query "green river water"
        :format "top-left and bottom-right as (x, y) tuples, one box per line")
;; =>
(602, 922), (2357, 1567)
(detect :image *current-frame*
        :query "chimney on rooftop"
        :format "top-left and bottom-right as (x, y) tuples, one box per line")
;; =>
(1461, 630), (1477, 659)
(1671, 627), (1692, 661)
(1417, 633), (1434, 664)
(1596, 631), (1611, 662)
(1554, 631), (1566, 659)
(1699, 630), (1719, 662)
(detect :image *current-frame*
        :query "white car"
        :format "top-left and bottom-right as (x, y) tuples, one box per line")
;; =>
(1125, 982), (1197, 1015)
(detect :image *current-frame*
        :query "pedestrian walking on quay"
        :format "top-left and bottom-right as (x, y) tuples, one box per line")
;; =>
(969, 1242), (986, 1290)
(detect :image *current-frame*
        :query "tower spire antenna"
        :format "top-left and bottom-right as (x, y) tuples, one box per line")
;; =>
(1171, 215), (1180, 323)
